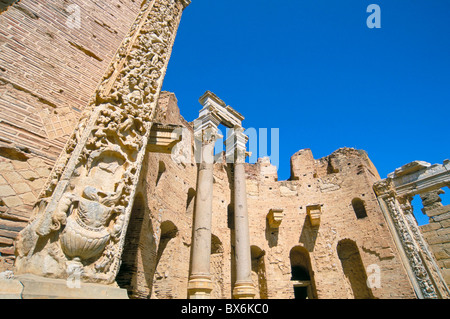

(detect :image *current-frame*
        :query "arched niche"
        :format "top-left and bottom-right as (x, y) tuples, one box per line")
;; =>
(289, 245), (317, 299)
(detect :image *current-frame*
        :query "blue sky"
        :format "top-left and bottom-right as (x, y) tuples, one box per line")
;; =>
(162, 1), (450, 224)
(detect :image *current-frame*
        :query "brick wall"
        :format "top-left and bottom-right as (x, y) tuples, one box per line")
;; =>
(0, 0), (142, 161)
(0, 0), (143, 271)
(243, 148), (415, 299)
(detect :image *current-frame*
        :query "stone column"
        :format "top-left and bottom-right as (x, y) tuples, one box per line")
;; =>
(231, 128), (255, 299)
(188, 126), (220, 299)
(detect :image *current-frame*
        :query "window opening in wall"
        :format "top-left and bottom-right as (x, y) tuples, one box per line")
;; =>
(352, 198), (367, 219)
(414, 187), (450, 226)
(291, 265), (310, 299)
(440, 186), (450, 206)
(411, 195), (428, 226)
(289, 246), (317, 299)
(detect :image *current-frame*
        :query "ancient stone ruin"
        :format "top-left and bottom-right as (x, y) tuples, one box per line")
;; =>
(0, 0), (449, 299)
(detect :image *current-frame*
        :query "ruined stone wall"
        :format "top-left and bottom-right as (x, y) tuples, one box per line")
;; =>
(118, 94), (417, 299)
(419, 189), (450, 286)
(242, 148), (415, 299)
(0, 0), (148, 271)
(0, 2), (424, 298)
(116, 92), (198, 298)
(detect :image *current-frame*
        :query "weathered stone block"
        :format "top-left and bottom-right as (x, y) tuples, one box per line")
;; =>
(441, 219), (450, 228)
(434, 249), (450, 260)
(2, 196), (23, 208)
(432, 211), (450, 223)
(0, 162), (14, 172)
(420, 222), (442, 233)
(19, 192), (36, 205)
(2, 172), (22, 185)
(246, 180), (259, 197)
(0, 237), (13, 246)
(18, 170), (39, 181)
(35, 167), (51, 178)
(0, 184), (15, 197)
(0, 279), (23, 299)
(11, 183), (32, 195)
(26, 158), (48, 168)
(27, 178), (46, 191)
(16, 274), (128, 299)
(11, 161), (30, 171)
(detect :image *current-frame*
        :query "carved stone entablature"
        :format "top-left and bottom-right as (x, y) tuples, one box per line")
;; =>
(306, 204), (322, 227)
(193, 91), (249, 165)
(386, 160), (450, 197)
(194, 124), (223, 145)
(267, 208), (284, 228)
(198, 91), (244, 129)
(389, 160), (431, 177)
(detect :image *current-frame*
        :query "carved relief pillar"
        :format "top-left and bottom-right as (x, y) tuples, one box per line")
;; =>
(187, 119), (221, 299)
(230, 128), (255, 299)
(13, 0), (191, 289)
(399, 196), (450, 298)
(374, 180), (441, 299)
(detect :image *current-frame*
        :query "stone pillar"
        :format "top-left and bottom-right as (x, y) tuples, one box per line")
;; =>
(187, 126), (220, 299)
(13, 0), (191, 288)
(231, 128), (255, 299)
(374, 180), (442, 299)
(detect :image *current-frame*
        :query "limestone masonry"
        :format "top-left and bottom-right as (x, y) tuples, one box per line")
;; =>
(0, 0), (449, 299)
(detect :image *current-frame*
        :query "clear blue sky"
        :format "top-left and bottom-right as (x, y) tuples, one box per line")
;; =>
(162, 1), (450, 223)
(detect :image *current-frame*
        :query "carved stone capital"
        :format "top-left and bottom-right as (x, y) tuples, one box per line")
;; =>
(225, 126), (249, 163)
(194, 125), (222, 146)
(373, 178), (394, 197)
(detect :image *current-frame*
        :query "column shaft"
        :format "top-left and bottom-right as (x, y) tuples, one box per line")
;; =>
(188, 139), (215, 299)
(233, 159), (255, 299)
